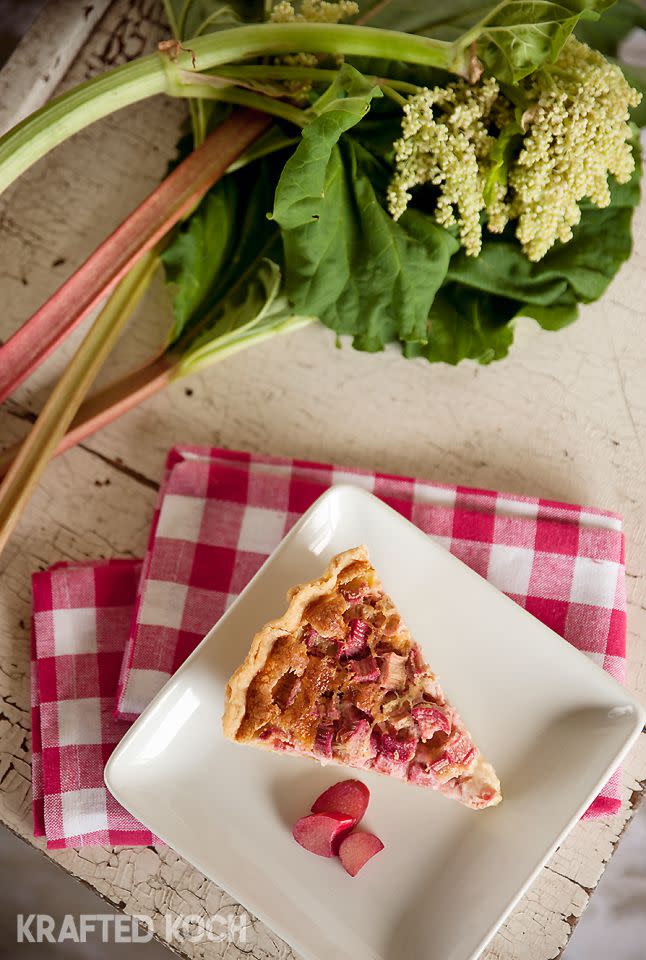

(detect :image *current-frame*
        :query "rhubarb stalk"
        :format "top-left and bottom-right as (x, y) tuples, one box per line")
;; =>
(0, 23), (464, 195)
(0, 251), (157, 554)
(0, 108), (271, 405)
(0, 312), (314, 481)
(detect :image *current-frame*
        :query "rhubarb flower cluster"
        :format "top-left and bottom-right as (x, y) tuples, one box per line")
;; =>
(387, 78), (501, 256)
(388, 38), (641, 261)
(493, 38), (642, 261)
(269, 0), (359, 24)
(268, 0), (359, 95)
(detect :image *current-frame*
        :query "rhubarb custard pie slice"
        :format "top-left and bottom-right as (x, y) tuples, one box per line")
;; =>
(222, 546), (501, 810)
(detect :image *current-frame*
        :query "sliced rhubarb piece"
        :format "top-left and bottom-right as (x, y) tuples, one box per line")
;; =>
(313, 723), (334, 758)
(336, 719), (375, 765)
(339, 618), (371, 658)
(292, 813), (354, 858)
(342, 583), (368, 603)
(445, 732), (474, 764)
(272, 671), (301, 709)
(387, 706), (414, 732)
(376, 730), (418, 765)
(318, 696), (340, 722)
(379, 651), (408, 690)
(257, 726), (294, 752)
(371, 728), (417, 779)
(407, 644), (424, 679)
(303, 625), (321, 650)
(408, 761), (436, 786)
(311, 779), (370, 825)
(412, 703), (451, 739)
(338, 831), (384, 877)
(350, 656), (380, 683)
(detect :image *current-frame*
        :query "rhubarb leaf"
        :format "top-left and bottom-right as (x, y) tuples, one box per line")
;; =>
(277, 136), (458, 350)
(272, 67), (457, 349)
(163, 157), (282, 349)
(271, 64), (382, 230)
(161, 178), (237, 341)
(403, 284), (518, 365)
(176, 258), (314, 375)
(162, 0), (263, 40)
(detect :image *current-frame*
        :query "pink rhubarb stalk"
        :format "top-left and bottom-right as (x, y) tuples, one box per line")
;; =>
(0, 108), (270, 405)
(0, 252), (157, 555)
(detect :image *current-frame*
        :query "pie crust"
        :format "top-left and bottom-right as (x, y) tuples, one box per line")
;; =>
(222, 545), (501, 809)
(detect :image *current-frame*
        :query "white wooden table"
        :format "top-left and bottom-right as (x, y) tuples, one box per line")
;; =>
(0, 2), (644, 958)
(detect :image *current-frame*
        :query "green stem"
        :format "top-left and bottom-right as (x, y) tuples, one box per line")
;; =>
(381, 84), (408, 106)
(0, 22), (461, 194)
(175, 313), (315, 377)
(173, 71), (309, 126)
(210, 63), (421, 94)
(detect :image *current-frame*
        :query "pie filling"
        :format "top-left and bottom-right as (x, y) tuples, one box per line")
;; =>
(231, 553), (501, 810)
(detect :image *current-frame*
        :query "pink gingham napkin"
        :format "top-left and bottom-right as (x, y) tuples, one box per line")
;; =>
(116, 445), (626, 819)
(31, 447), (627, 846)
(31, 559), (157, 848)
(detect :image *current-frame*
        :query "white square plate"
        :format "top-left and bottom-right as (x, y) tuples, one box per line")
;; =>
(106, 486), (644, 960)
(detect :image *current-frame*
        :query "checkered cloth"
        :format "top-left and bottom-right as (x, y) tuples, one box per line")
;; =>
(31, 560), (157, 848)
(31, 447), (627, 846)
(117, 445), (625, 818)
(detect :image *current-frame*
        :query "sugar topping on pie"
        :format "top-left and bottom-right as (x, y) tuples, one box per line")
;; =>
(222, 546), (501, 810)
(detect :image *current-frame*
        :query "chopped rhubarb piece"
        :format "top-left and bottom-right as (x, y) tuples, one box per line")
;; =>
(337, 702), (369, 736)
(318, 696), (340, 722)
(408, 761), (436, 786)
(339, 831), (384, 877)
(303, 625), (321, 649)
(376, 730), (418, 765)
(314, 723), (334, 758)
(382, 613), (401, 637)
(341, 576), (373, 604)
(445, 732), (474, 764)
(412, 703), (451, 739)
(292, 812), (354, 858)
(379, 651), (408, 690)
(311, 779), (370, 825)
(371, 752), (409, 779)
(272, 671), (301, 709)
(257, 725), (293, 751)
(430, 754), (451, 774)
(351, 656), (380, 683)
(339, 618), (371, 659)
(336, 719), (375, 765)
(407, 644), (424, 678)
(371, 728), (417, 778)
(387, 706), (414, 731)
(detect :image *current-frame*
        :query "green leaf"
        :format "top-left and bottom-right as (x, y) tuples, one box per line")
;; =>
(404, 284), (517, 365)
(359, 0), (617, 82)
(275, 125), (458, 350)
(272, 64), (458, 349)
(175, 258), (316, 376)
(521, 300), (579, 329)
(161, 178), (237, 341)
(162, 0), (263, 40)
(472, 0), (616, 83)
(271, 64), (382, 230)
(483, 114), (524, 206)
(163, 157), (284, 353)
